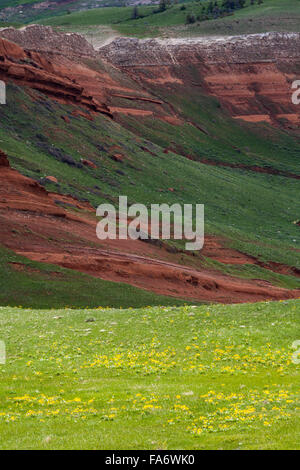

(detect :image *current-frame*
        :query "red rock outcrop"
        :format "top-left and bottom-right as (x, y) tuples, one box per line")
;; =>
(81, 159), (97, 169)
(99, 33), (300, 125)
(0, 149), (10, 167)
(0, 151), (65, 216)
(2, 27), (300, 125)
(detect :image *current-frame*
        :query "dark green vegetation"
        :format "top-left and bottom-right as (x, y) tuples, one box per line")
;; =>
(0, 300), (299, 449)
(38, 0), (300, 38)
(2, 0), (299, 37)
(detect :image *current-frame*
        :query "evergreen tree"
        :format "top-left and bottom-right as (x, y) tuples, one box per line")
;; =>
(213, 1), (220, 17)
(207, 1), (214, 14)
(131, 6), (139, 19)
(158, 0), (167, 12)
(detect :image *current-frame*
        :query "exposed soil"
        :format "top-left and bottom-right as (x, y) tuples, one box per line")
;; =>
(0, 29), (299, 303)
(2, 28), (300, 128)
(1, 152), (299, 304)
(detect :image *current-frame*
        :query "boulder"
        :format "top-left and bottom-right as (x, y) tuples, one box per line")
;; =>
(81, 159), (97, 169)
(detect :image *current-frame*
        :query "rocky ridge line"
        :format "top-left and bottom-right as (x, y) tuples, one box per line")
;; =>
(98, 32), (300, 66)
(0, 24), (95, 58)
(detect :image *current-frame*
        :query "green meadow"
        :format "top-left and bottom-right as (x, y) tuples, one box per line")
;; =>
(0, 300), (299, 449)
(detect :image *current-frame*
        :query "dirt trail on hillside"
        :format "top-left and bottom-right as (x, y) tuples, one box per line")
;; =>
(1, 152), (299, 304)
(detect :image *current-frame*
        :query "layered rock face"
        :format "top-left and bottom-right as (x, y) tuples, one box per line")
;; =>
(0, 24), (95, 58)
(1, 26), (299, 126)
(99, 33), (300, 65)
(0, 34), (112, 115)
(0, 26), (166, 119)
(99, 33), (300, 125)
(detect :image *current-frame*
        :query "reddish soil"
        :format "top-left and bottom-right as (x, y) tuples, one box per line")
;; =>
(99, 36), (300, 127)
(1, 152), (299, 304)
(2, 30), (300, 135)
(0, 36), (170, 121)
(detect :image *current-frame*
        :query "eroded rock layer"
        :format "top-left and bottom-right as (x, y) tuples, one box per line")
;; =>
(0, 24), (95, 58)
(0, 35), (112, 115)
(0, 26), (169, 120)
(2, 27), (299, 125)
(99, 33), (300, 125)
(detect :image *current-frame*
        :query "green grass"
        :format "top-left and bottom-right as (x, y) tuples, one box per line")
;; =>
(39, 0), (300, 38)
(0, 22), (22, 27)
(179, 0), (300, 37)
(0, 83), (299, 280)
(0, 299), (299, 449)
(40, 4), (151, 29)
(0, 245), (193, 309)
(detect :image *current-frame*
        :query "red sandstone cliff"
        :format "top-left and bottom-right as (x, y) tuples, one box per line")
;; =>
(1, 26), (299, 126)
(0, 34), (112, 115)
(0, 150), (299, 304)
(99, 33), (300, 126)
(0, 26), (168, 120)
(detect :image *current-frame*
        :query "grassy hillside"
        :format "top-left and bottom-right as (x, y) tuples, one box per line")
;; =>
(0, 245), (195, 309)
(0, 83), (299, 279)
(0, 300), (299, 449)
(0, 0), (39, 7)
(40, 0), (300, 38)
